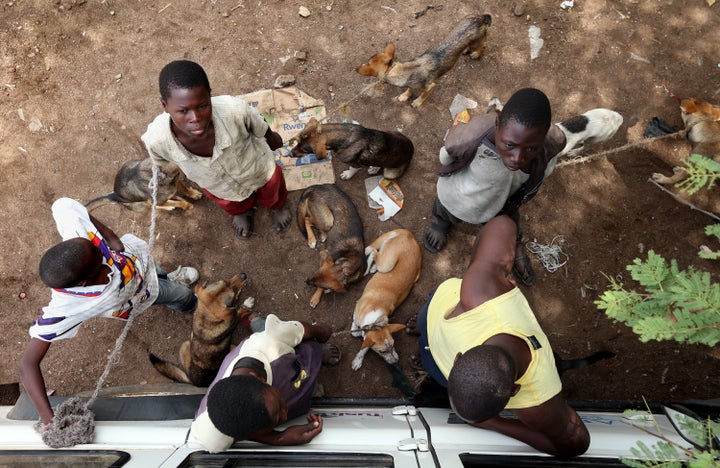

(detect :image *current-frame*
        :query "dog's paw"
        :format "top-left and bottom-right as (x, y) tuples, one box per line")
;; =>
(396, 89), (412, 102)
(367, 166), (381, 175)
(341, 166), (360, 180)
(651, 172), (672, 184)
(242, 297), (255, 309)
(351, 354), (364, 371)
(308, 239), (317, 249)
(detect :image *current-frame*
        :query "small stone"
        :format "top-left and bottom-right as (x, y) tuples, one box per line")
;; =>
(28, 117), (43, 132)
(19, 292), (27, 299)
(294, 50), (307, 61)
(298, 6), (310, 17)
(274, 74), (296, 88)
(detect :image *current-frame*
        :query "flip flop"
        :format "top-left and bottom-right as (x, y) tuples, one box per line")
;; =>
(232, 212), (254, 240)
(423, 220), (449, 253)
(405, 314), (421, 337)
(271, 205), (292, 234)
(512, 245), (537, 286)
(322, 343), (342, 366)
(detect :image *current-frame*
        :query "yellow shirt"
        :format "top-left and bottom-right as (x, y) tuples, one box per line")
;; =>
(427, 278), (561, 409)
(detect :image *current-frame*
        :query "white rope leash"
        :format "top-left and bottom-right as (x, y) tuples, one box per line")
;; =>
(526, 236), (569, 273)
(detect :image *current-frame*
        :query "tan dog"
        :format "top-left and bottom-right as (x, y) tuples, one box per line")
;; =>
(86, 158), (202, 212)
(356, 14), (492, 108)
(652, 97), (720, 215)
(297, 184), (366, 308)
(149, 274), (253, 387)
(290, 118), (414, 180)
(350, 229), (421, 370)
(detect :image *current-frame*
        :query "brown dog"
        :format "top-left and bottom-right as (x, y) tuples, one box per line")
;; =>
(86, 158), (202, 212)
(652, 97), (720, 215)
(149, 274), (253, 387)
(297, 184), (366, 308)
(290, 118), (414, 180)
(356, 14), (492, 108)
(350, 229), (421, 370)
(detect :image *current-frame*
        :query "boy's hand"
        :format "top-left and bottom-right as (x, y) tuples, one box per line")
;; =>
(312, 323), (332, 343)
(265, 129), (283, 151)
(281, 414), (323, 444)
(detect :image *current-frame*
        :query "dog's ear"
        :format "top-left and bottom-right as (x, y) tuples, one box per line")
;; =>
(386, 323), (406, 335)
(360, 334), (375, 349)
(384, 42), (395, 58)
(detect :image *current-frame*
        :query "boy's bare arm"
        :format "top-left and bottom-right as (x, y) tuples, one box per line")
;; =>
(89, 214), (124, 252)
(473, 394), (590, 457)
(18, 338), (54, 425)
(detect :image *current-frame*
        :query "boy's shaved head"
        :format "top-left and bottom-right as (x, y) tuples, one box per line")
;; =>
(498, 87), (551, 133)
(159, 60), (211, 102)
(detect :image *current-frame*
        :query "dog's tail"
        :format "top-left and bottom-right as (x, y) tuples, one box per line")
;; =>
(85, 193), (129, 212)
(554, 350), (616, 376)
(148, 353), (192, 385)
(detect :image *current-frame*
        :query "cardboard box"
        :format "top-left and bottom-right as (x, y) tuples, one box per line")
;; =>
(240, 87), (335, 191)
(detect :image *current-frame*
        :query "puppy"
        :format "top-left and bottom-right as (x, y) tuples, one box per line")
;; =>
(356, 14), (492, 108)
(350, 229), (421, 370)
(652, 97), (720, 185)
(85, 158), (202, 212)
(149, 274), (254, 387)
(290, 118), (414, 180)
(555, 109), (624, 158)
(297, 184), (366, 308)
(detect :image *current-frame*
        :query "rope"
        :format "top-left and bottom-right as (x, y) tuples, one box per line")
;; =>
(526, 236), (569, 273)
(40, 160), (162, 447)
(556, 130), (686, 168)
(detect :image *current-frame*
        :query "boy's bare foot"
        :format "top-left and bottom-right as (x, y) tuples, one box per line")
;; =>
(232, 212), (253, 240)
(405, 314), (421, 336)
(271, 205), (292, 233)
(322, 343), (342, 366)
(423, 220), (449, 253)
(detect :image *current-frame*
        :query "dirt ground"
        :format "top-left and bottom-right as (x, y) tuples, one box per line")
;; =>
(2, 0), (719, 408)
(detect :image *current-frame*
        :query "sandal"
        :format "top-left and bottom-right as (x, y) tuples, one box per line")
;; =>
(271, 205), (292, 234)
(405, 314), (421, 337)
(423, 220), (450, 253)
(232, 212), (254, 240)
(512, 244), (537, 286)
(322, 343), (342, 366)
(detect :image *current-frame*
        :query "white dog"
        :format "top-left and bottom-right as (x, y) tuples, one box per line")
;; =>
(555, 109), (624, 158)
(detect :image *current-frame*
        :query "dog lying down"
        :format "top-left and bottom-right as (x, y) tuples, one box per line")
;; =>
(351, 229), (421, 371)
(290, 118), (414, 181)
(651, 96), (720, 215)
(297, 184), (366, 309)
(487, 98), (623, 159)
(85, 158), (202, 212)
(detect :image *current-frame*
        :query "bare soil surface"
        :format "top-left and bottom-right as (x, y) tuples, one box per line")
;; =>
(2, 0), (719, 407)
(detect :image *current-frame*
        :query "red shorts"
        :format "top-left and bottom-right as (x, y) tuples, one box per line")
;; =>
(203, 164), (288, 216)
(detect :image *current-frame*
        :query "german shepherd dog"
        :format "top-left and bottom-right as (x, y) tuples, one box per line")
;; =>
(149, 274), (254, 387)
(297, 184), (366, 308)
(652, 97), (720, 215)
(356, 14), (492, 108)
(290, 118), (415, 180)
(85, 158), (202, 212)
(350, 229), (421, 371)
